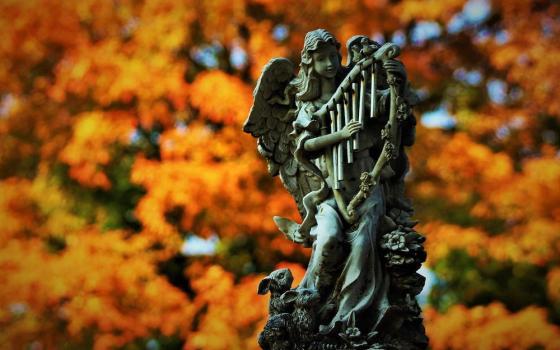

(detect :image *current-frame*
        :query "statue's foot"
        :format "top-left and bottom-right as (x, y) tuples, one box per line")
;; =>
(318, 302), (337, 323)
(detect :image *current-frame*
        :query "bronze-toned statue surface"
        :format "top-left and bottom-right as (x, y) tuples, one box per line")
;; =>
(244, 29), (427, 350)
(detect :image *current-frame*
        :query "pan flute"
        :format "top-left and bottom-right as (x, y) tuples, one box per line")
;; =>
(315, 42), (401, 190)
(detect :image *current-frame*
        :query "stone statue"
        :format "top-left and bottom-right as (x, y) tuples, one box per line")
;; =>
(244, 29), (428, 350)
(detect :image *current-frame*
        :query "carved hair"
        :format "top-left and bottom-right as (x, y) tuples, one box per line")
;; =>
(290, 29), (343, 102)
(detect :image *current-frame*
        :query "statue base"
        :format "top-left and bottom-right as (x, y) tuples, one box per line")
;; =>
(257, 223), (429, 350)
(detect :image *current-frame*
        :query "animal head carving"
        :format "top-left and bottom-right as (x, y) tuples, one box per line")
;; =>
(258, 268), (294, 295)
(280, 288), (320, 308)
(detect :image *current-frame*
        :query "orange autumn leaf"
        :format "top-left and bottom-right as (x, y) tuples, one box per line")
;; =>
(1, 0), (560, 349)
(189, 71), (253, 125)
(425, 303), (560, 350)
(59, 111), (135, 189)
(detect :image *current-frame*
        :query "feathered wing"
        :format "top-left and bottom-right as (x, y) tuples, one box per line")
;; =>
(243, 58), (315, 219)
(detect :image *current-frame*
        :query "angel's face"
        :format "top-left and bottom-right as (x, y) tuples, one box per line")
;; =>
(312, 43), (339, 79)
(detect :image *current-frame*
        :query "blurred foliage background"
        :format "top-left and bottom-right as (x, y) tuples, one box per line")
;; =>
(1, 0), (560, 349)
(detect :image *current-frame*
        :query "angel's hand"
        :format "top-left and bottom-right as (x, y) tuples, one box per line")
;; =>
(290, 229), (310, 245)
(340, 121), (362, 140)
(383, 59), (407, 80)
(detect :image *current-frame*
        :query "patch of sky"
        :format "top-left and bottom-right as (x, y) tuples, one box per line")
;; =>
(9, 302), (28, 316)
(121, 17), (139, 38)
(495, 115), (526, 141)
(487, 79), (507, 104)
(371, 32), (385, 45)
(146, 339), (160, 350)
(414, 88), (430, 102)
(181, 234), (219, 256)
(421, 106), (456, 129)
(417, 266), (438, 306)
(494, 30), (510, 45)
(541, 18), (554, 38)
(410, 21), (441, 45)
(129, 129), (142, 144)
(391, 30), (406, 47)
(453, 68), (482, 86)
(509, 115), (526, 129)
(191, 42), (223, 69)
(474, 28), (491, 43)
(230, 45), (248, 70)
(447, 14), (466, 34)
(175, 120), (187, 134)
(272, 24), (289, 42)
(496, 125), (510, 140)
(0, 93), (15, 118)
(448, 0), (491, 34)
(516, 53), (530, 66)
(463, 0), (491, 24)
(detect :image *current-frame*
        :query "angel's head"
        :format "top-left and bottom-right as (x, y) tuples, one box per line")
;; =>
(291, 29), (343, 102)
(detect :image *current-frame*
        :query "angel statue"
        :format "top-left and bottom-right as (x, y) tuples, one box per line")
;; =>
(244, 29), (428, 350)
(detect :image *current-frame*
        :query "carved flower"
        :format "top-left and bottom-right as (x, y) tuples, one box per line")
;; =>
(381, 125), (391, 141)
(396, 97), (410, 121)
(384, 142), (395, 159)
(342, 328), (368, 348)
(359, 172), (373, 184)
(380, 230), (408, 252)
(383, 233), (405, 251)
(339, 313), (369, 349)
(383, 251), (417, 268)
(387, 254), (405, 265)
(345, 326), (362, 339)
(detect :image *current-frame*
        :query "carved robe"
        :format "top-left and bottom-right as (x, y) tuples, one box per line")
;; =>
(292, 101), (391, 335)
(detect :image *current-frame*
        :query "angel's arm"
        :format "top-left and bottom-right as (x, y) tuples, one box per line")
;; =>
(304, 121), (362, 152)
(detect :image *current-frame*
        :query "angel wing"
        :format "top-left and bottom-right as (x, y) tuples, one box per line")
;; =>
(243, 58), (320, 220)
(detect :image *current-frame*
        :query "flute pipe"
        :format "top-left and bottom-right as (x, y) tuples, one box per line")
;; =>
(352, 82), (359, 149)
(369, 65), (374, 119)
(359, 70), (366, 125)
(358, 70), (367, 149)
(314, 59), (376, 119)
(316, 51), (399, 120)
(329, 108), (335, 177)
(343, 92), (353, 163)
(329, 109), (339, 189)
(370, 63), (378, 119)
(336, 102), (344, 180)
